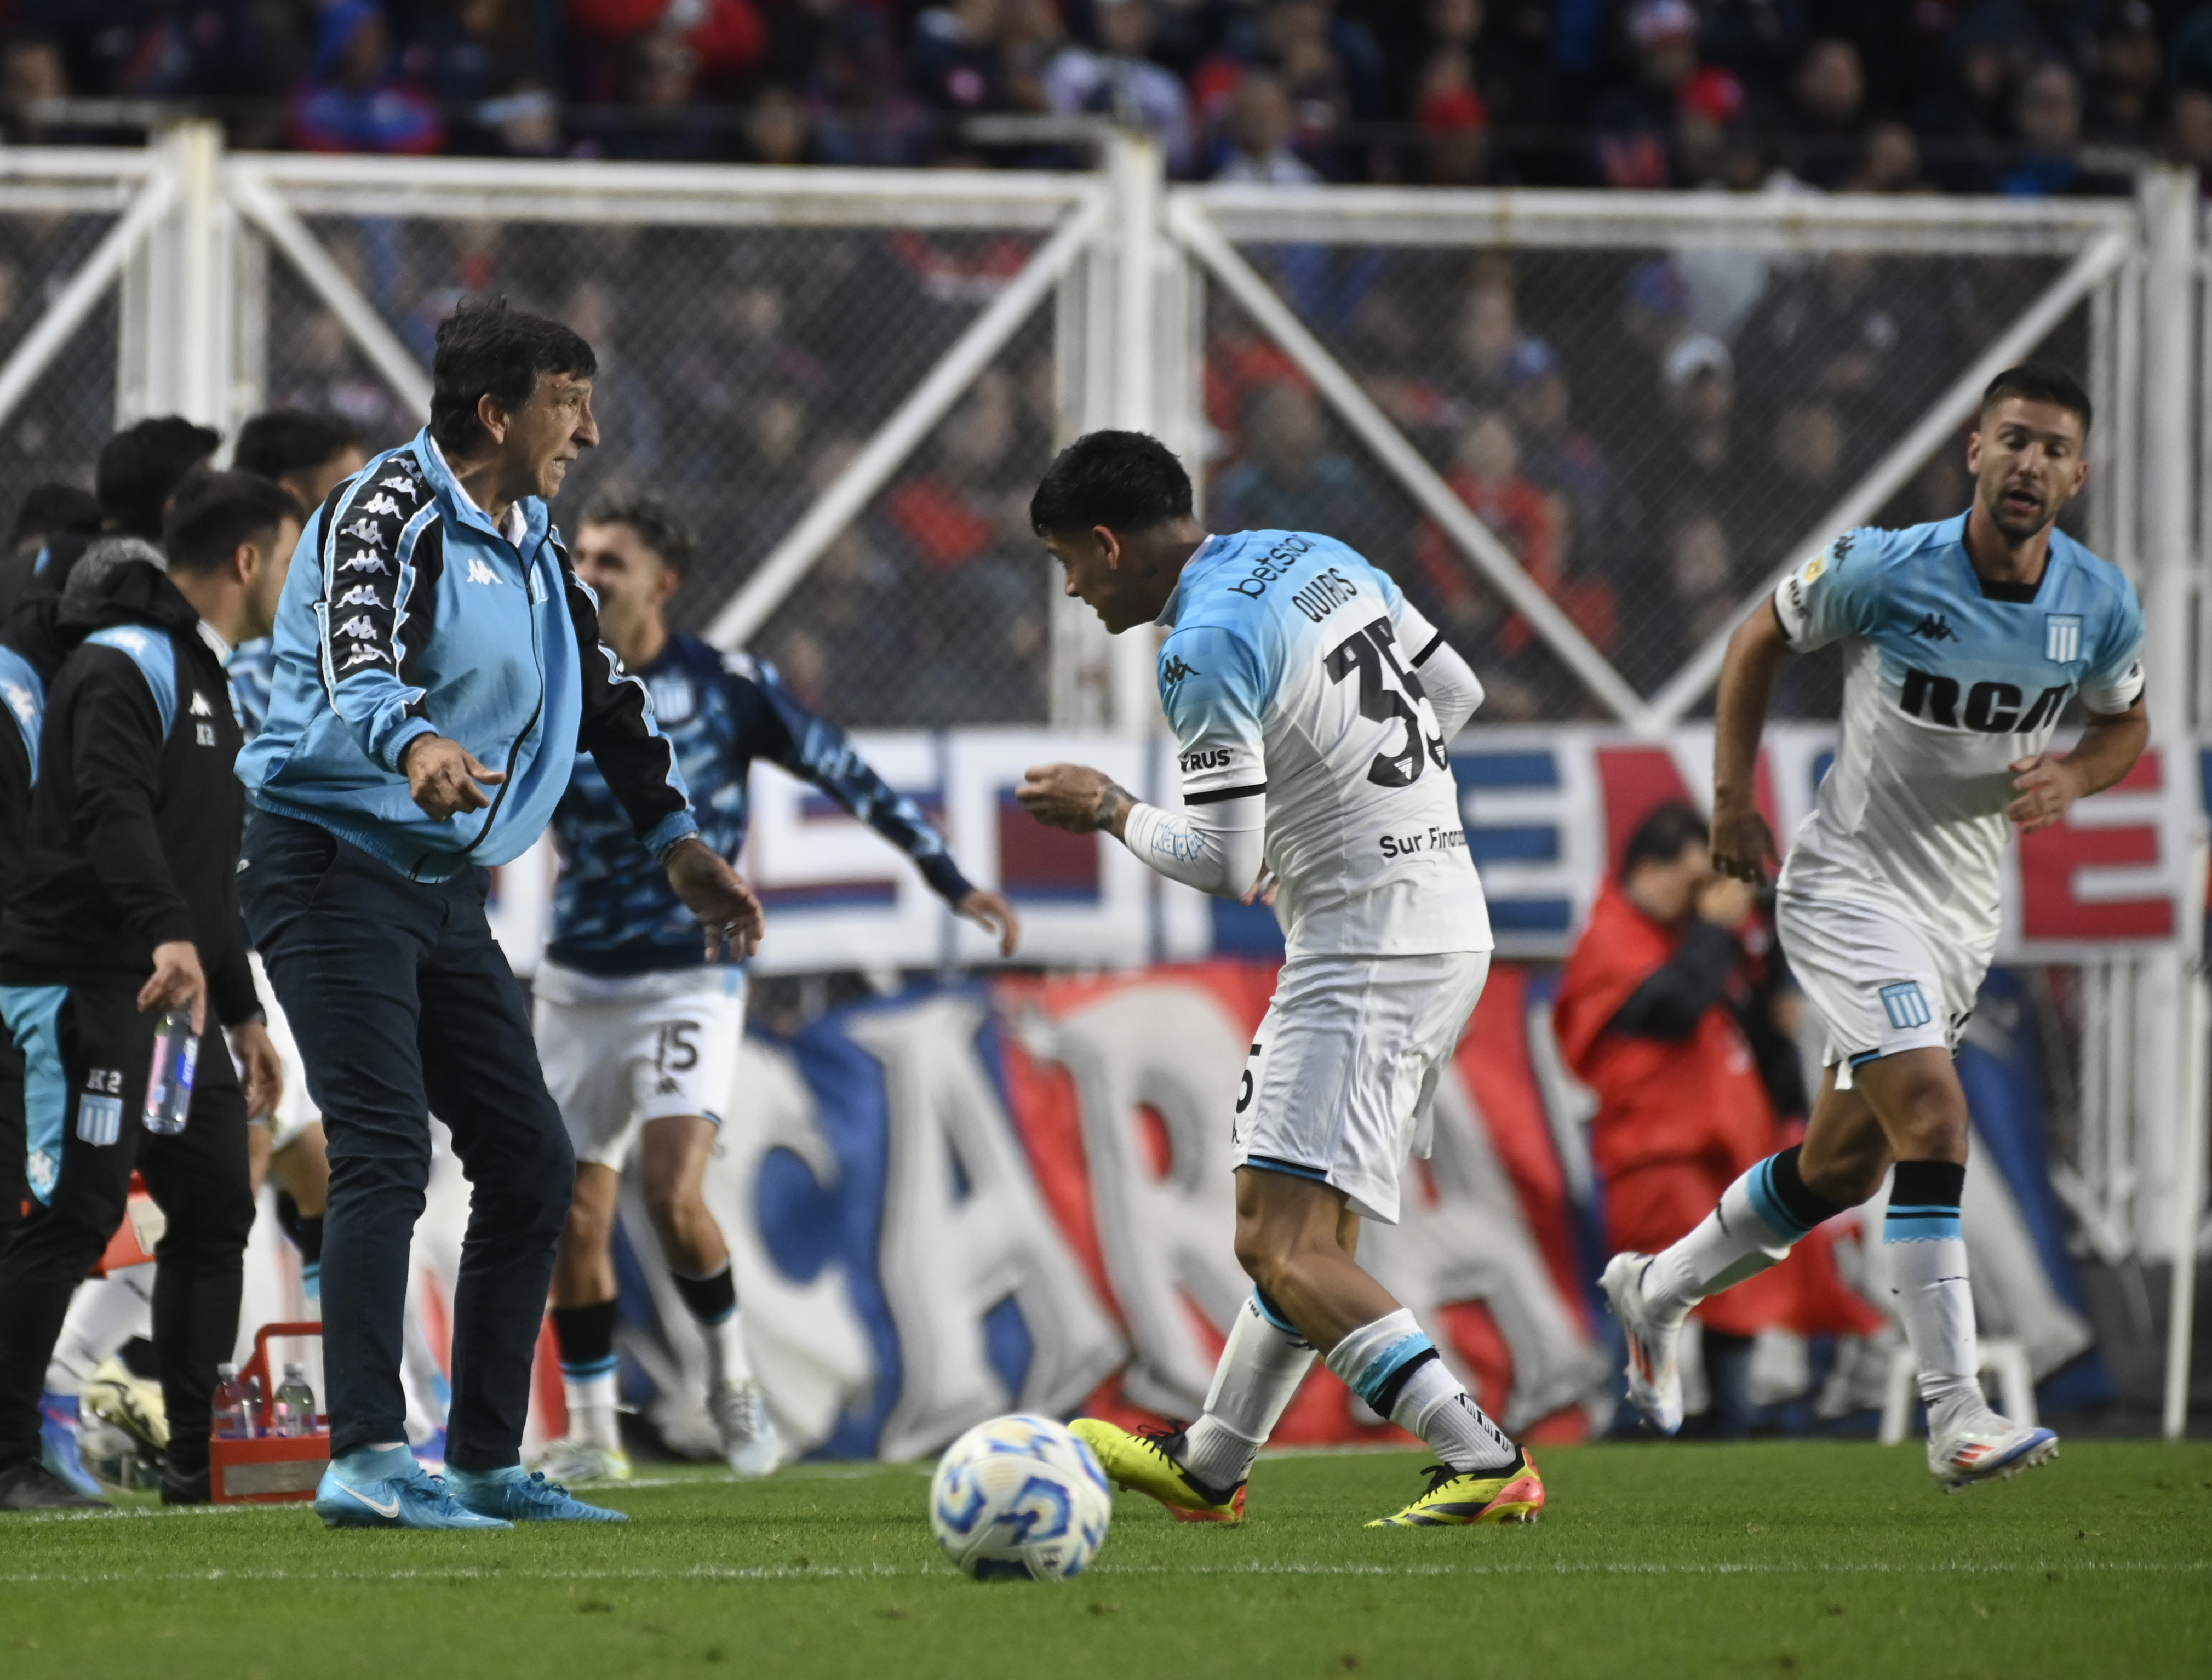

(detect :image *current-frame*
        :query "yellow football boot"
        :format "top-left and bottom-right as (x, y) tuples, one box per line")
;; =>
(1069, 1419), (1247, 1524)
(1367, 1448), (1544, 1528)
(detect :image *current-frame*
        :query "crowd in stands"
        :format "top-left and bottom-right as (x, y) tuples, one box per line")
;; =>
(2, 2), (2212, 186)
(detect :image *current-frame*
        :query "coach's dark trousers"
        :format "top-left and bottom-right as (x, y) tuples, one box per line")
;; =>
(240, 810), (574, 1467)
(0, 983), (251, 1479)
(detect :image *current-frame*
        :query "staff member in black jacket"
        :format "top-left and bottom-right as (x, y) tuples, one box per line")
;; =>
(0, 472), (299, 1510)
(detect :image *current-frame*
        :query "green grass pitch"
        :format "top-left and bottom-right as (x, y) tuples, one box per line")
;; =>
(1, 1442), (2206, 1679)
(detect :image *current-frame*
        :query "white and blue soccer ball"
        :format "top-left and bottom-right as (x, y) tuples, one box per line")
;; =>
(928, 1413), (1113, 1581)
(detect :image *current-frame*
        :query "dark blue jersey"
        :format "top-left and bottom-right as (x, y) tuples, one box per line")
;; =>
(546, 633), (973, 975)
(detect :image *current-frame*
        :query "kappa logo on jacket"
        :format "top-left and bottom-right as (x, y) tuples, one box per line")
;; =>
(360, 493), (405, 517)
(466, 557), (500, 586)
(336, 584), (383, 609)
(189, 690), (214, 717)
(341, 550), (388, 574)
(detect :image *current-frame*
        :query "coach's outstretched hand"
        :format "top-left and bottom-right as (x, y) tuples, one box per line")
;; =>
(666, 837), (767, 962)
(404, 734), (507, 820)
(956, 889), (1023, 958)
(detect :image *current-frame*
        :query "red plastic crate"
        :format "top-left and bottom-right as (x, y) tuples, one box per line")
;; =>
(209, 1321), (329, 1504)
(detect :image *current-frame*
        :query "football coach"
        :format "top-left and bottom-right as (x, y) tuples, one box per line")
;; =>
(237, 300), (764, 1530)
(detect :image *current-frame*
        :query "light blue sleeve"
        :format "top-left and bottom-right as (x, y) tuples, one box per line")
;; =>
(1772, 527), (1886, 652)
(2081, 575), (2147, 715)
(1159, 623), (1269, 804)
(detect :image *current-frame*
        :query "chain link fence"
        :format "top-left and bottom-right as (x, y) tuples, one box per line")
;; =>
(0, 210), (125, 532)
(1202, 236), (2090, 721)
(261, 212), (1059, 727)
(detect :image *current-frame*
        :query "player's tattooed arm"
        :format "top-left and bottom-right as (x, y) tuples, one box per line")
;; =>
(2007, 698), (2149, 833)
(1709, 602), (1792, 881)
(1015, 762), (1137, 837)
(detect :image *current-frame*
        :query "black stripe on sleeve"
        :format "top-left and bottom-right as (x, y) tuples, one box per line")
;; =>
(1411, 629), (1446, 667)
(1185, 781), (1267, 806)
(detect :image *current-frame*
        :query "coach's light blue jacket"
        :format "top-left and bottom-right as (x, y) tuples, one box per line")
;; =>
(237, 428), (697, 881)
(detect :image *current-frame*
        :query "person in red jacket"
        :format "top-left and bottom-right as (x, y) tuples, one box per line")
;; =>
(1556, 802), (1878, 1436)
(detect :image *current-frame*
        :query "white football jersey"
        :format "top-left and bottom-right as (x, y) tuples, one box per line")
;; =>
(1773, 514), (2145, 950)
(1157, 531), (1492, 957)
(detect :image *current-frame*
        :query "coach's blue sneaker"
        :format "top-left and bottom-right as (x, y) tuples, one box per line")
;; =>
(39, 1393), (102, 1499)
(444, 1464), (629, 1523)
(314, 1445), (511, 1530)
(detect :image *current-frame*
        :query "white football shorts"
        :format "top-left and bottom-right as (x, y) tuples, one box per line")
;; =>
(247, 950), (320, 1152)
(1231, 949), (1490, 1226)
(533, 962), (748, 1170)
(1775, 890), (1992, 1088)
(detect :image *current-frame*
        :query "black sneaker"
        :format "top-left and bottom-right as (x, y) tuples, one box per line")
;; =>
(161, 1463), (211, 1506)
(0, 1458), (113, 1511)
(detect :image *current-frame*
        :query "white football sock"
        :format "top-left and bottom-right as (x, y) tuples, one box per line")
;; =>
(1645, 1157), (1814, 1321)
(1323, 1306), (1517, 1474)
(44, 1264), (157, 1396)
(1181, 1292), (1315, 1490)
(1389, 1358), (1519, 1473)
(563, 1369), (621, 1451)
(1884, 1165), (1980, 1434)
(701, 1306), (753, 1393)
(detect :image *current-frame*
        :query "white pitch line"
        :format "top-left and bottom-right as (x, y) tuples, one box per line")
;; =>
(0, 1559), (2202, 1587)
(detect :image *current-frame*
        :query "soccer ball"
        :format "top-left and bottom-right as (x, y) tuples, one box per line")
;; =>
(928, 1413), (1113, 1581)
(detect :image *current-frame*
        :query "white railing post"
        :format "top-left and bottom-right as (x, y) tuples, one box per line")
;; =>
(116, 120), (227, 428)
(1108, 131), (1166, 733)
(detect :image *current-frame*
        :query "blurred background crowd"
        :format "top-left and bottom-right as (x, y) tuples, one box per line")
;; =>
(3, 0), (2211, 186)
(0, 1), (2173, 728)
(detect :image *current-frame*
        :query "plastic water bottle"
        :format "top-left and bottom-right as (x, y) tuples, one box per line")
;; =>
(143, 1009), (198, 1137)
(273, 1362), (317, 1438)
(213, 1363), (255, 1439)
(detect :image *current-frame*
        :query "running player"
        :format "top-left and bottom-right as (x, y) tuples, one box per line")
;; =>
(533, 495), (1020, 1483)
(1602, 365), (2146, 1488)
(1017, 431), (1541, 1528)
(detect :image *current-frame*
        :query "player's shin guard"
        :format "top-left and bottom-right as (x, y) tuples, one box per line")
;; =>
(1325, 1308), (1517, 1472)
(1181, 1289), (1316, 1491)
(551, 1299), (621, 1452)
(1645, 1146), (1844, 1320)
(670, 1263), (751, 1391)
(1884, 1161), (1980, 1432)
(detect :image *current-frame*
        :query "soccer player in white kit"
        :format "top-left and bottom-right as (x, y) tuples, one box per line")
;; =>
(1602, 366), (2148, 1488)
(1016, 431), (1544, 1528)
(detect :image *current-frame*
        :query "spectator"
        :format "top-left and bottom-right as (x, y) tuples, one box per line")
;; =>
(404, 0), (556, 157)
(999, 0), (1068, 116)
(2088, 1), (2162, 148)
(2166, 84), (2212, 174)
(1649, 335), (1741, 556)
(569, 0), (766, 96)
(1915, 5), (2041, 192)
(1588, 0), (1700, 190)
(1210, 380), (1371, 538)
(2001, 60), (2101, 195)
(289, 1), (445, 156)
(1786, 38), (1867, 190)
(1554, 803), (1882, 1439)
(1658, 510), (1739, 661)
(1845, 119), (1928, 192)
(1738, 401), (1848, 580)
(1674, 64), (1747, 189)
(594, 29), (729, 161)
(1212, 68), (1320, 182)
(1413, 50), (1491, 185)
(273, 312), (410, 439)
(1738, 252), (1943, 437)
(231, 410), (370, 513)
(1445, 279), (1523, 410)
(1044, 0), (1194, 175)
(735, 84), (824, 163)
(0, 33), (93, 147)
(1417, 410), (1611, 660)
(1505, 338), (1625, 589)
(909, 0), (1012, 117)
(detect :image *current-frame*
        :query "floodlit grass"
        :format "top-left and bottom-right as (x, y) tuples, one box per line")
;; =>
(1, 1441), (2206, 1679)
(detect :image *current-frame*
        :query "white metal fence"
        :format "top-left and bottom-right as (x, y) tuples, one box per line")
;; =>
(0, 125), (2203, 1433)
